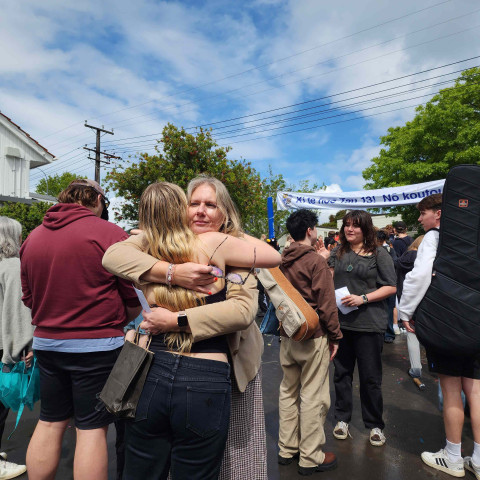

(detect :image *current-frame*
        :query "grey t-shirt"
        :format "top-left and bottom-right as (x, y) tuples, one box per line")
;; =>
(328, 246), (396, 333)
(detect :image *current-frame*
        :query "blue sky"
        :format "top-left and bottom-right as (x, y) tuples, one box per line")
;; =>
(1, 0), (479, 217)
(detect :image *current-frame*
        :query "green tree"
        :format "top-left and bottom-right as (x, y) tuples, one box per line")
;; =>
(363, 67), (480, 226)
(105, 124), (265, 235)
(320, 209), (347, 228)
(35, 172), (86, 197)
(0, 202), (51, 240)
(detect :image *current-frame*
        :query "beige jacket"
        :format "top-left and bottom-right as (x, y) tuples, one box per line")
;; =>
(102, 234), (263, 392)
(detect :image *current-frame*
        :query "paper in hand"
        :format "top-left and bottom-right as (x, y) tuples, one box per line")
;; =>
(133, 286), (151, 313)
(335, 286), (358, 315)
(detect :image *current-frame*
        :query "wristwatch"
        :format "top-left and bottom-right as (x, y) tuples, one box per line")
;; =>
(177, 311), (188, 329)
(361, 294), (369, 304)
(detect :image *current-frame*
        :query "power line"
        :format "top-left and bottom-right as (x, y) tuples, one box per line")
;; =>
(36, 0), (455, 142)
(107, 18), (480, 133)
(107, 79), (480, 154)
(32, 56), (479, 178)
(91, 58), (479, 149)
(97, 74), (458, 149)
(36, 64), (476, 180)
(46, 16), (479, 158)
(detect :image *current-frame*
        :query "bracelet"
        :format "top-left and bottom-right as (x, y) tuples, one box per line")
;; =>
(361, 294), (369, 304)
(166, 263), (176, 287)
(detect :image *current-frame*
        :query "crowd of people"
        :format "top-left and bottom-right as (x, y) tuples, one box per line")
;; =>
(0, 176), (477, 480)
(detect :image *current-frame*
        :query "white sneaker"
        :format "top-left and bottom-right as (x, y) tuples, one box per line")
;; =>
(421, 449), (465, 477)
(333, 421), (351, 440)
(0, 459), (26, 479)
(393, 324), (401, 335)
(464, 456), (480, 479)
(370, 428), (386, 446)
(0, 454), (6, 461)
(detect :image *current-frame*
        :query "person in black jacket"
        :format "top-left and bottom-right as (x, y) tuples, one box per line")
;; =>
(392, 221), (413, 257)
(377, 230), (397, 344)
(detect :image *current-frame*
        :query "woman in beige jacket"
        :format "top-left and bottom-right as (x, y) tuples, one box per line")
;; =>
(103, 176), (268, 480)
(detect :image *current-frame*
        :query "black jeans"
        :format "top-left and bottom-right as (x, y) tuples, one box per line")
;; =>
(123, 351), (231, 480)
(333, 329), (385, 430)
(384, 295), (396, 340)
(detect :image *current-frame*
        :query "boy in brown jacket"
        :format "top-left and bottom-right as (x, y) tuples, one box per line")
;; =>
(278, 209), (342, 476)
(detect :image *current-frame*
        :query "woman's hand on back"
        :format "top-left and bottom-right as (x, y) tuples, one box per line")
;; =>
(174, 263), (215, 294)
(140, 307), (181, 335)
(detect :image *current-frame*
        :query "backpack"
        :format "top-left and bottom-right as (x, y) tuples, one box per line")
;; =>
(415, 164), (480, 357)
(257, 267), (319, 341)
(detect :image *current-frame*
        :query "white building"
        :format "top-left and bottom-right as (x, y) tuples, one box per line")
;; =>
(0, 112), (56, 204)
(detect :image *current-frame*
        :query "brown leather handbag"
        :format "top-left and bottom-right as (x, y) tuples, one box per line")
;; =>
(257, 267), (319, 341)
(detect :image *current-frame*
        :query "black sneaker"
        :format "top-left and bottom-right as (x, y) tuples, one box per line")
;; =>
(278, 452), (299, 466)
(298, 452), (337, 475)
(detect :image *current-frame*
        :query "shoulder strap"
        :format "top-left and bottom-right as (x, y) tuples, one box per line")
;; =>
(208, 236), (229, 263)
(259, 267), (319, 340)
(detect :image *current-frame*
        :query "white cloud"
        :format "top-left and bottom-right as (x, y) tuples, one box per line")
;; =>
(1, 0), (478, 196)
(322, 183), (343, 194)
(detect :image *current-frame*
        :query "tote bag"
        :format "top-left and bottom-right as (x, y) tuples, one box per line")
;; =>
(0, 355), (40, 436)
(99, 331), (153, 419)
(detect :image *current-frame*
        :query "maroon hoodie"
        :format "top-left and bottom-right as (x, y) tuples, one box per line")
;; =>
(20, 203), (139, 339)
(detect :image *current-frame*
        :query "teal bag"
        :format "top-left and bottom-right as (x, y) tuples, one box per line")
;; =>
(0, 355), (40, 436)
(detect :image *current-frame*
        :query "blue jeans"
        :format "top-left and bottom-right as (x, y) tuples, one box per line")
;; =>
(123, 350), (231, 480)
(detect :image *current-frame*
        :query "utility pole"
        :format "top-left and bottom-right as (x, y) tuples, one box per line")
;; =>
(84, 123), (121, 183)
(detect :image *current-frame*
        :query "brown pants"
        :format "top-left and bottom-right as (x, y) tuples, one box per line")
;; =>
(278, 336), (330, 468)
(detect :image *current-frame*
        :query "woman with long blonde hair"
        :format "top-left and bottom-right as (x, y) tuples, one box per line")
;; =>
(105, 182), (279, 480)
(104, 175), (269, 480)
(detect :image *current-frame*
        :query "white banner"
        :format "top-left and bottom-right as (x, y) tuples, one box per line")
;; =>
(277, 179), (445, 211)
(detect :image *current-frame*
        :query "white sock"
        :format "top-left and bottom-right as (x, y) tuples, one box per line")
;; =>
(445, 439), (462, 463)
(471, 442), (480, 466)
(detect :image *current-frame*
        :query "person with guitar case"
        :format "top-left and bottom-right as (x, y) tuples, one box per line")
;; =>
(399, 164), (480, 479)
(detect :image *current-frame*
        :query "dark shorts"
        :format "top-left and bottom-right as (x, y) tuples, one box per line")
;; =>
(427, 349), (480, 379)
(35, 348), (121, 429)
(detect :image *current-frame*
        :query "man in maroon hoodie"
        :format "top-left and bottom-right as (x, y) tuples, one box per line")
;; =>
(277, 209), (342, 476)
(20, 179), (141, 480)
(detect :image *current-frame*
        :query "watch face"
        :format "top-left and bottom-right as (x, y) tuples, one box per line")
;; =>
(178, 314), (188, 328)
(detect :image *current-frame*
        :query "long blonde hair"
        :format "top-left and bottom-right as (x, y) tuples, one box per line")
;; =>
(187, 175), (243, 237)
(139, 182), (204, 353)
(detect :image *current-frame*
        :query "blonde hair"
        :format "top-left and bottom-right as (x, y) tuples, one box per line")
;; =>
(139, 182), (204, 353)
(408, 235), (424, 251)
(187, 175), (242, 237)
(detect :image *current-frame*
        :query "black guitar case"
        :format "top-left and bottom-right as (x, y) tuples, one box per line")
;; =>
(415, 164), (480, 357)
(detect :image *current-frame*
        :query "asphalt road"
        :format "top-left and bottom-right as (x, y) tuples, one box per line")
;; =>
(3, 333), (470, 479)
